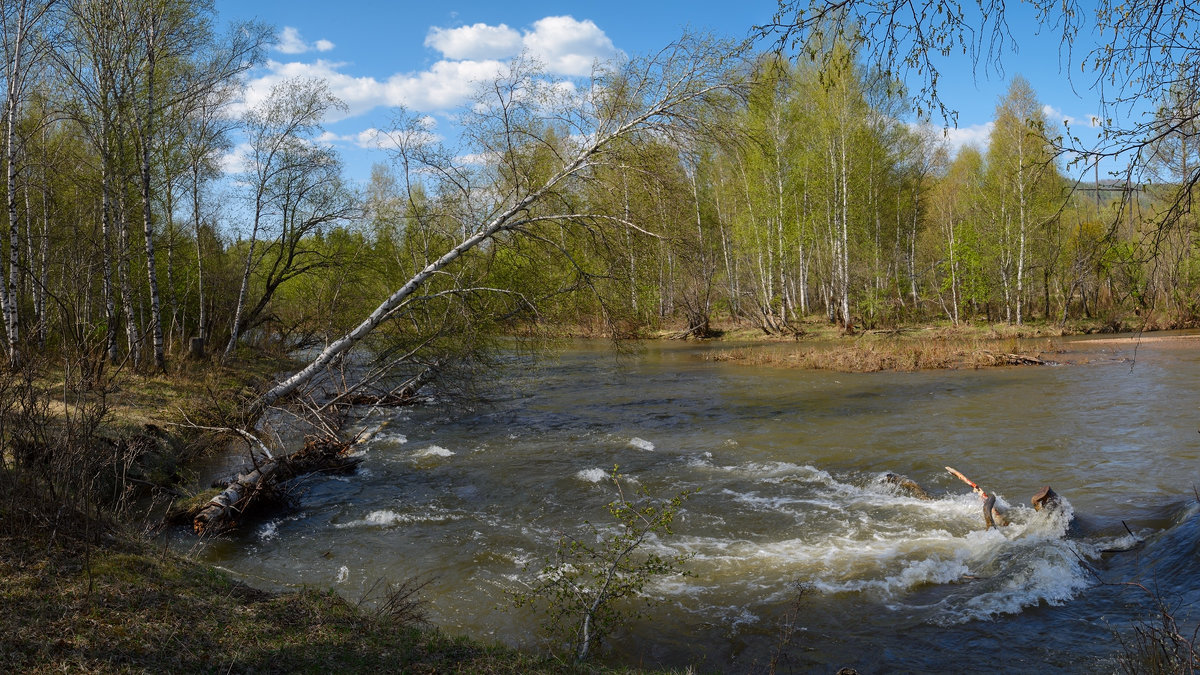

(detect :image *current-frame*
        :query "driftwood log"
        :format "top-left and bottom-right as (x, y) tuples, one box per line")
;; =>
(946, 466), (1009, 528)
(981, 350), (1047, 366)
(193, 438), (361, 535)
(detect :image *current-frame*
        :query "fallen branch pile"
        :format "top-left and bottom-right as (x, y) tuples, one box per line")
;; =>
(191, 438), (361, 535)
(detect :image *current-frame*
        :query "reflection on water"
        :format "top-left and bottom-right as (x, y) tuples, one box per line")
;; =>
(183, 333), (1200, 672)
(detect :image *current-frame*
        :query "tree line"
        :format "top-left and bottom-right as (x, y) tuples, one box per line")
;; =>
(465, 43), (1194, 339)
(0, 0), (1194, 397)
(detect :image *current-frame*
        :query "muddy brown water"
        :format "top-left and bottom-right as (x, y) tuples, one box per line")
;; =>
(180, 332), (1200, 672)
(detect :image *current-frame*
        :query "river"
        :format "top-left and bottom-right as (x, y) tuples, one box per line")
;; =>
(184, 333), (1200, 672)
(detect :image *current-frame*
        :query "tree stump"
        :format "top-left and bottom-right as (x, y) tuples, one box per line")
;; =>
(189, 336), (206, 360)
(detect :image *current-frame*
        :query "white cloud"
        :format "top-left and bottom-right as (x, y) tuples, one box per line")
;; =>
(1042, 104), (1100, 128)
(455, 151), (500, 166)
(941, 122), (994, 151)
(523, 16), (617, 76)
(218, 142), (253, 174)
(425, 23), (522, 60)
(389, 59), (510, 110)
(241, 16), (616, 125)
(238, 58), (509, 121)
(425, 16), (618, 76)
(1042, 104), (1074, 126)
(313, 118), (443, 153)
(274, 26), (335, 55)
(315, 128), (396, 150)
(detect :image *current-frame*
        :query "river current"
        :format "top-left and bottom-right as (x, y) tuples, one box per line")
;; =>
(185, 333), (1200, 672)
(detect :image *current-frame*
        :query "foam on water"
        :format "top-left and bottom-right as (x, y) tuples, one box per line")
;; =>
(335, 507), (463, 529)
(576, 468), (609, 483)
(638, 465), (1097, 625)
(630, 437), (655, 451)
(716, 460), (837, 485)
(370, 430), (408, 445)
(413, 445), (454, 458)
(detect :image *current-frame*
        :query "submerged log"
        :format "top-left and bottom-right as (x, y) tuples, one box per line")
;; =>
(192, 438), (360, 535)
(1002, 353), (1046, 366)
(1031, 485), (1061, 511)
(885, 473), (932, 500)
(980, 350), (1047, 366)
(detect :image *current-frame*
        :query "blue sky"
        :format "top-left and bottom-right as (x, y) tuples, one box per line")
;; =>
(211, 0), (1115, 184)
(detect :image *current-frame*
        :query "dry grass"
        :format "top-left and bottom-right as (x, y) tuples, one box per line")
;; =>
(704, 336), (1061, 372)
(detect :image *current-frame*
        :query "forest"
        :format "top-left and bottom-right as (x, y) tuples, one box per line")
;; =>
(0, 1), (1188, 384)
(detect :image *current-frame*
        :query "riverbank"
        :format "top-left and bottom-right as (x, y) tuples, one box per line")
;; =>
(689, 320), (1200, 371)
(0, 504), (591, 674)
(0, 358), (673, 674)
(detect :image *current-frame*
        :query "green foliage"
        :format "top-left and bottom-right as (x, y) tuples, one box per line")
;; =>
(512, 467), (695, 662)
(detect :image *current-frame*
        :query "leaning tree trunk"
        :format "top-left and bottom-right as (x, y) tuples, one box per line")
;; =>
(193, 455), (284, 534)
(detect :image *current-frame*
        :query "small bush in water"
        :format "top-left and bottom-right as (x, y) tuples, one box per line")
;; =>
(512, 465), (694, 662)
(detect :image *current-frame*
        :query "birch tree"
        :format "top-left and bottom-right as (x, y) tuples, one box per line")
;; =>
(180, 80), (235, 354)
(0, 0), (58, 365)
(985, 77), (1058, 324)
(122, 0), (266, 369)
(929, 144), (982, 323)
(224, 77), (340, 361)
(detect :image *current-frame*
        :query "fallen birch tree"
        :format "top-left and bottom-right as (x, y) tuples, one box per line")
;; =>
(181, 37), (739, 535)
(191, 435), (362, 534)
(247, 36), (740, 415)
